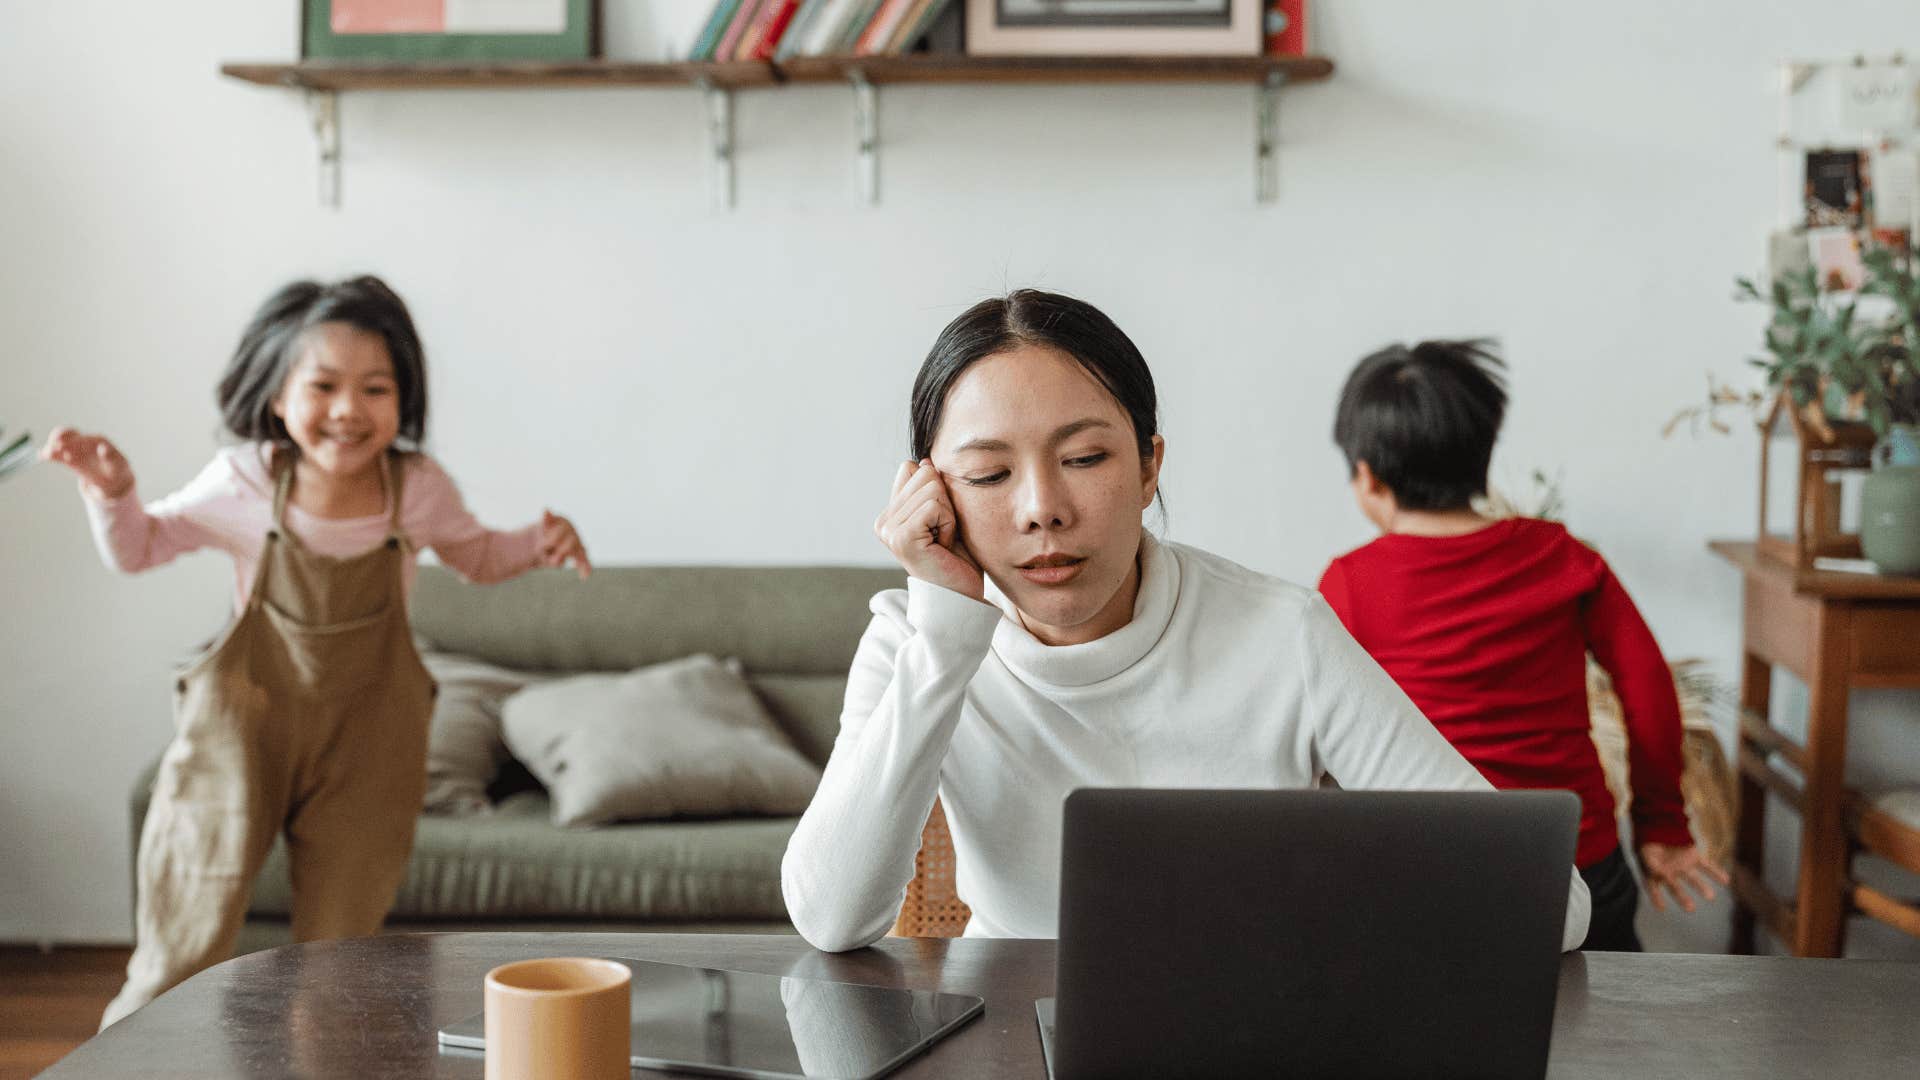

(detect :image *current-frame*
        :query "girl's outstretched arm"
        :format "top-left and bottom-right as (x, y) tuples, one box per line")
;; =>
(44, 429), (225, 573)
(409, 455), (549, 584)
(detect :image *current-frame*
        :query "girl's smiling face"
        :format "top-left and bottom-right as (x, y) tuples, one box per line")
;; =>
(930, 343), (1164, 646)
(272, 322), (402, 479)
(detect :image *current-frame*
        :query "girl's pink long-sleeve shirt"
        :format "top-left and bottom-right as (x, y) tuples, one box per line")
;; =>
(82, 443), (543, 611)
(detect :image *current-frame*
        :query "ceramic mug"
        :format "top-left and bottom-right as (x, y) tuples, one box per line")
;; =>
(483, 957), (631, 1080)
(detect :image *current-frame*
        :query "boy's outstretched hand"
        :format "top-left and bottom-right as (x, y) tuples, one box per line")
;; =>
(42, 428), (135, 501)
(1637, 841), (1731, 914)
(540, 510), (592, 580)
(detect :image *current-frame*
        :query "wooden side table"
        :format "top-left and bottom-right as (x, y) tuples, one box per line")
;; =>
(1712, 540), (1920, 957)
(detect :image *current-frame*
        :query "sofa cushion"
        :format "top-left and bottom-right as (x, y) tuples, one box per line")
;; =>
(501, 655), (822, 827)
(249, 792), (799, 921)
(421, 649), (549, 814)
(749, 673), (849, 768)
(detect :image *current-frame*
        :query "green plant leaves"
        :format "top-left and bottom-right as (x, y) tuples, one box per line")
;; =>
(1734, 245), (1920, 437)
(0, 427), (32, 481)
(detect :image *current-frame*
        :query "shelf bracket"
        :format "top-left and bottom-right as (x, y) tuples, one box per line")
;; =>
(697, 78), (735, 211)
(306, 89), (341, 209)
(1784, 61), (1817, 96)
(851, 70), (879, 206)
(1256, 70), (1286, 204)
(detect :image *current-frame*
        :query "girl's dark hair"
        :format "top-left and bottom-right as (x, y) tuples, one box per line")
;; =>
(1332, 339), (1507, 512)
(910, 289), (1159, 464)
(216, 275), (428, 448)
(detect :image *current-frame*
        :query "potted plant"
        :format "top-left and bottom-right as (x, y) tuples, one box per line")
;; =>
(0, 425), (30, 483)
(1844, 247), (1920, 572)
(1859, 244), (1920, 457)
(1740, 262), (1919, 442)
(1671, 249), (1920, 572)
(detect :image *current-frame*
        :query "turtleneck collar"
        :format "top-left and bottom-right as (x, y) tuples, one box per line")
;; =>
(982, 531), (1181, 689)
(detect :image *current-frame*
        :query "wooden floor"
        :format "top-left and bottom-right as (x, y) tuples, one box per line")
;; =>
(0, 947), (128, 1080)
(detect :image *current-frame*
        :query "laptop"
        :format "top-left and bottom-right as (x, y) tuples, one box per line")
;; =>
(1035, 788), (1579, 1080)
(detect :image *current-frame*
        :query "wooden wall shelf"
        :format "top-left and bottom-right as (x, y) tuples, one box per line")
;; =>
(220, 55), (1332, 90)
(779, 53), (1330, 85)
(218, 55), (1335, 208)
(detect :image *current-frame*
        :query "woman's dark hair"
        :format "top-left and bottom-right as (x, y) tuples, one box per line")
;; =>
(216, 275), (428, 449)
(910, 289), (1159, 465)
(1332, 339), (1507, 512)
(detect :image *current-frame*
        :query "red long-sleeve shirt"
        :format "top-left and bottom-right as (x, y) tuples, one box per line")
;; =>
(1317, 518), (1692, 868)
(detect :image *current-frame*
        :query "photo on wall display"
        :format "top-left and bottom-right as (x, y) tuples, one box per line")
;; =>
(964, 0), (1261, 55)
(1804, 148), (1865, 229)
(302, 0), (600, 61)
(1808, 226), (1867, 293)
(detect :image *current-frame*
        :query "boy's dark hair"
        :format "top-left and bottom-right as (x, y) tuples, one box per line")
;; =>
(216, 275), (428, 449)
(911, 289), (1159, 464)
(1333, 339), (1507, 512)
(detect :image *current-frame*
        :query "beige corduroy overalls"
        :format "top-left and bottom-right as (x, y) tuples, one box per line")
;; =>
(102, 452), (435, 1028)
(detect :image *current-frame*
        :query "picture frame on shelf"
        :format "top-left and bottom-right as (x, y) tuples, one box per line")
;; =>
(995, 0), (1232, 28)
(302, 0), (601, 62)
(963, 0), (1262, 56)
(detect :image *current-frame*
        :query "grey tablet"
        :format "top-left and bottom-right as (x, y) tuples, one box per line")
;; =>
(436, 957), (984, 1080)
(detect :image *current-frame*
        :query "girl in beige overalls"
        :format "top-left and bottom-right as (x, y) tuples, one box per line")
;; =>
(43, 276), (593, 1028)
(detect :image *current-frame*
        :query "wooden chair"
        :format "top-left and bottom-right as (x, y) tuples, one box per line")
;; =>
(889, 798), (972, 938)
(1740, 705), (1920, 952)
(1844, 789), (1920, 943)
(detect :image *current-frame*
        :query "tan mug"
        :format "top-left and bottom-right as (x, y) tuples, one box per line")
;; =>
(484, 957), (632, 1080)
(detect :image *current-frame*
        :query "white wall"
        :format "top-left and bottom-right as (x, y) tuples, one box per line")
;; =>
(3, 1), (1917, 951)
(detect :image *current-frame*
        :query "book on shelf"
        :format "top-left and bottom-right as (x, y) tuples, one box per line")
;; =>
(690, 0), (959, 61)
(690, 0), (745, 59)
(714, 0), (768, 60)
(888, 0), (954, 54)
(739, 0), (802, 60)
(854, 0), (915, 55)
(788, 0), (851, 56)
(1264, 0), (1306, 56)
(916, 0), (962, 55)
(773, 0), (830, 60)
(831, 0), (888, 54)
(806, 0), (867, 54)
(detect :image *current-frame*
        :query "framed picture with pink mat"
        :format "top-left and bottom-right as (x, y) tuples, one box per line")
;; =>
(302, 0), (600, 61)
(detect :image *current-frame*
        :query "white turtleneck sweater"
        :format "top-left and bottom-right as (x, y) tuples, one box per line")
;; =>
(781, 535), (1592, 953)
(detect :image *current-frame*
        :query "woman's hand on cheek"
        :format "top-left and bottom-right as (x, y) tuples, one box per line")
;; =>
(874, 459), (984, 601)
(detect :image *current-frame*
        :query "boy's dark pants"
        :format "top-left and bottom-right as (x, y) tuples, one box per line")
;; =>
(1579, 846), (1644, 952)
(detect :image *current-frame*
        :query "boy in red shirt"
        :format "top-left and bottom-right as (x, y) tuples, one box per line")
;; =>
(1317, 340), (1727, 951)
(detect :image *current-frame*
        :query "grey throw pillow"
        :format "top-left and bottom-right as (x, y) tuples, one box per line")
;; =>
(500, 654), (823, 828)
(420, 649), (547, 815)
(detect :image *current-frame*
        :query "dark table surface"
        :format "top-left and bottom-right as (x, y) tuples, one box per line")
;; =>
(45, 932), (1920, 1078)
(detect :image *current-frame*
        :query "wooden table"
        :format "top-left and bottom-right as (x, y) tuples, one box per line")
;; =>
(42, 933), (1920, 1077)
(1710, 541), (1920, 958)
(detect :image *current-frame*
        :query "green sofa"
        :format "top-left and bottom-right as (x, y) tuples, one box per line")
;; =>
(129, 563), (903, 954)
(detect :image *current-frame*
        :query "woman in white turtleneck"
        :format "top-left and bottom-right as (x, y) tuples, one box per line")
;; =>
(781, 289), (1591, 953)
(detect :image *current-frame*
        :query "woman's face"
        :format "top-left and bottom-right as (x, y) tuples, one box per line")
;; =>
(930, 344), (1163, 646)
